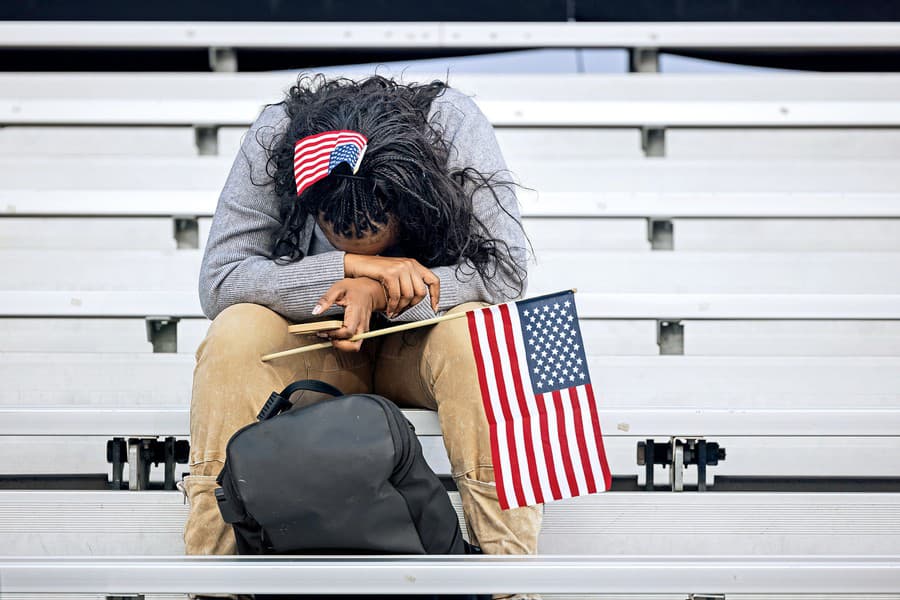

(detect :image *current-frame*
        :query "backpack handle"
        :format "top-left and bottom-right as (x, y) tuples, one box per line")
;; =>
(256, 379), (344, 421)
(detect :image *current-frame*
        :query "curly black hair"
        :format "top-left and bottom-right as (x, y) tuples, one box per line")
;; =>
(259, 72), (528, 300)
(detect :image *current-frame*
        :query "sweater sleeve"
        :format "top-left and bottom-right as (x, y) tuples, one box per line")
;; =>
(198, 103), (347, 322)
(388, 88), (529, 322)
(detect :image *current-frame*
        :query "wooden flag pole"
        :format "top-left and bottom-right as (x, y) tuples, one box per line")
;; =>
(259, 288), (577, 363)
(260, 310), (471, 362)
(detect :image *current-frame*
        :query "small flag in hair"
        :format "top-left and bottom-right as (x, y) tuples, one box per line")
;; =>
(293, 129), (368, 196)
(466, 290), (612, 510)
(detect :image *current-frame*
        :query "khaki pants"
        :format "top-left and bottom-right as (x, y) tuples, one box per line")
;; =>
(182, 302), (542, 599)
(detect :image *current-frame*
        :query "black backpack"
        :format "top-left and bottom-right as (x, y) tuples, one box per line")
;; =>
(215, 380), (489, 600)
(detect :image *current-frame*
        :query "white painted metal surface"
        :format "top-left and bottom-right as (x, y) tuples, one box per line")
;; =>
(4, 250), (899, 294)
(3, 555), (900, 595)
(7, 73), (900, 104)
(673, 219), (900, 252)
(4, 98), (900, 127)
(10, 188), (900, 218)
(5, 317), (897, 356)
(0, 217), (178, 250)
(4, 406), (899, 438)
(667, 128), (900, 159)
(4, 353), (899, 409)
(9, 215), (900, 254)
(5, 158), (898, 191)
(572, 293), (900, 319)
(5, 434), (898, 481)
(3, 21), (900, 49)
(0, 290), (202, 317)
(3, 291), (900, 319)
(3, 435), (899, 481)
(0, 126), (199, 156)
(683, 320), (900, 356)
(2, 491), (900, 558)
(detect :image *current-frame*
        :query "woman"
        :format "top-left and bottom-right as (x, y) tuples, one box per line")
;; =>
(181, 73), (539, 599)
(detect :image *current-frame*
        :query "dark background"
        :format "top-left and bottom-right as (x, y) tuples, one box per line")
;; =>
(3, 1), (899, 72)
(4, 0), (900, 21)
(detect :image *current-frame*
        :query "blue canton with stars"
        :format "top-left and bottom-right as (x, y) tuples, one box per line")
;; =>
(516, 291), (591, 394)
(328, 143), (362, 173)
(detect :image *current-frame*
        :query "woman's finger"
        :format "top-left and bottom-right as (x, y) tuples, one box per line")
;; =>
(331, 308), (369, 352)
(328, 304), (360, 340)
(381, 275), (402, 317)
(331, 338), (363, 352)
(313, 282), (346, 316)
(419, 267), (441, 313)
(410, 273), (427, 309)
(395, 271), (417, 315)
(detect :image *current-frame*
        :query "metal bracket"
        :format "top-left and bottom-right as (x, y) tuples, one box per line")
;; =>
(657, 320), (684, 355)
(194, 125), (219, 156)
(648, 218), (674, 250)
(107, 437), (189, 490)
(208, 46), (238, 72)
(107, 437), (126, 489)
(637, 438), (726, 491)
(670, 437), (685, 492)
(641, 126), (666, 157)
(630, 47), (660, 73)
(174, 217), (200, 249)
(145, 316), (179, 353)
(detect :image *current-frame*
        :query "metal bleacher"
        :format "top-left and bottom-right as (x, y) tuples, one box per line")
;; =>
(1, 19), (900, 598)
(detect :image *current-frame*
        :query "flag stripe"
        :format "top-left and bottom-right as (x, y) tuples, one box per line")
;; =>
(585, 384), (613, 490)
(561, 386), (588, 496)
(552, 390), (580, 498)
(482, 308), (527, 509)
(543, 391), (571, 499)
(569, 386), (597, 495)
(466, 311), (510, 510)
(488, 306), (534, 506)
(575, 385), (605, 493)
(505, 306), (552, 505)
(498, 304), (544, 505)
(535, 392), (563, 501)
(473, 309), (518, 510)
(295, 130), (366, 151)
(476, 314), (519, 511)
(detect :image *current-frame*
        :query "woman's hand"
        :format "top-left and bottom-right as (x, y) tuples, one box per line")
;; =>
(344, 254), (440, 317)
(312, 277), (387, 352)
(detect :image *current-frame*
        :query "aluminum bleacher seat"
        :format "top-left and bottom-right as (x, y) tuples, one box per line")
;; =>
(2, 30), (900, 596)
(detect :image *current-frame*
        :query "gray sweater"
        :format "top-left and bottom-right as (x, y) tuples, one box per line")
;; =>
(199, 85), (527, 323)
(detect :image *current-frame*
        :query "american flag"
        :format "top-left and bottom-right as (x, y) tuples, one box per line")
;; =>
(293, 129), (368, 196)
(466, 290), (612, 510)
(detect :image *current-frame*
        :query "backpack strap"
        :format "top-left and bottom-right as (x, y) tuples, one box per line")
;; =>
(256, 379), (344, 421)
